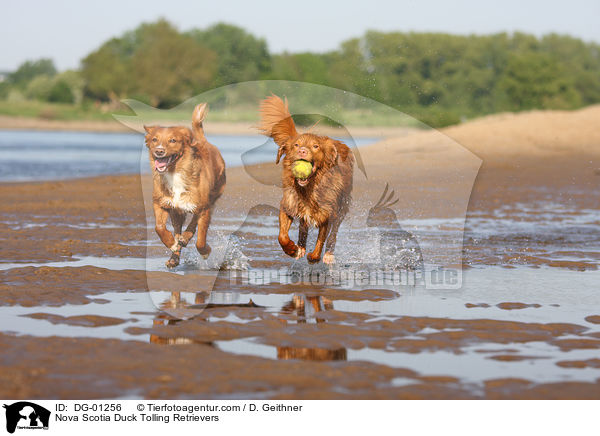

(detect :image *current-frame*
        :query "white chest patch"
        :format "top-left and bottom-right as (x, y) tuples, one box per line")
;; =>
(163, 172), (196, 212)
(300, 212), (318, 228)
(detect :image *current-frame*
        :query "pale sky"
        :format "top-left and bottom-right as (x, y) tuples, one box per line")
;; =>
(1, 0), (599, 71)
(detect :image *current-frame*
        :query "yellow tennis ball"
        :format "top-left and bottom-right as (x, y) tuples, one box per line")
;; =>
(292, 160), (313, 179)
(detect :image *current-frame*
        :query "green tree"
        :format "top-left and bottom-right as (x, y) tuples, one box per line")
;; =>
(55, 70), (85, 104)
(130, 20), (216, 106)
(189, 23), (271, 86)
(43, 24), (600, 125)
(539, 34), (600, 105)
(81, 20), (216, 107)
(500, 52), (581, 110)
(0, 81), (9, 99)
(327, 38), (383, 104)
(24, 75), (54, 100)
(47, 80), (75, 103)
(81, 38), (132, 101)
(269, 52), (330, 84)
(9, 59), (57, 89)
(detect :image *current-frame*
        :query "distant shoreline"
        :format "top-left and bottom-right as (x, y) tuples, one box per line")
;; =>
(0, 115), (419, 138)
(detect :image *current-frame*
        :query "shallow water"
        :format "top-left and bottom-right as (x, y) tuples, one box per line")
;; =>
(1, 135), (599, 395)
(1, 266), (598, 387)
(0, 130), (376, 181)
(1, 201), (599, 389)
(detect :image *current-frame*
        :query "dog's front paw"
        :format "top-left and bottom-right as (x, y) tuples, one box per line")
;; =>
(197, 243), (211, 259)
(176, 235), (188, 247)
(323, 252), (335, 265)
(295, 246), (306, 259)
(307, 252), (321, 264)
(281, 240), (299, 257)
(166, 253), (180, 268)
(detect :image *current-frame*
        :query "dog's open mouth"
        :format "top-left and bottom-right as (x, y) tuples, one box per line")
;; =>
(292, 159), (314, 187)
(296, 177), (311, 187)
(154, 154), (179, 173)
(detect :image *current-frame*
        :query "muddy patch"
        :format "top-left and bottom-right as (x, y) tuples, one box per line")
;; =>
(21, 313), (133, 327)
(1, 156), (600, 399)
(496, 302), (542, 310)
(556, 359), (600, 369)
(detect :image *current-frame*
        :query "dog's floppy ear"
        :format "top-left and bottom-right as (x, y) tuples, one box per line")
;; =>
(258, 95), (298, 163)
(323, 138), (339, 169)
(183, 128), (193, 147)
(275, 144), (287, 165)
(143, 125), (158, 148)
(175, 127), (192, 146)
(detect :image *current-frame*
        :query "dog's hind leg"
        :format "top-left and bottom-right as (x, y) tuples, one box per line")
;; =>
(170, 209), (186, 241)
(178, 213), (199, 247)
(323, 217), (342, 264)
(195, 208), (212, 259)
(307, 221), (330, 263)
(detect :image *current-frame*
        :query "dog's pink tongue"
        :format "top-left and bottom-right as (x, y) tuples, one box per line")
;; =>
(155, 160), (168, 171)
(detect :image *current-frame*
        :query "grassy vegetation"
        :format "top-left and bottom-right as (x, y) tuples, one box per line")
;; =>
(0, 100), (114, 121)
(0, 100), (428, 128)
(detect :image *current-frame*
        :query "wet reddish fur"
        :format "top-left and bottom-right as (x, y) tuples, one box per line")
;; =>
(144, 104), (225, 265)
(259, 95), (354, 262)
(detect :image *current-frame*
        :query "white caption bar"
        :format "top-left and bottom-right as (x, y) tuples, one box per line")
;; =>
(0, 400), (596, 435)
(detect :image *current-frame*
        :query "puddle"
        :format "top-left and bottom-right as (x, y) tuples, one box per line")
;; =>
(0, 255), (226, 272)
(1, 195), (600, 393)
(4, 201), (598, 273)
(216, 337), (600, 384)
(1, 293), (156, 341)
(464, 202), (600, 269)
(1, 265), (599, 390)
(345, 343), (600, 384)
(0, 257), (149, 271)
(1, 220), (144, 231)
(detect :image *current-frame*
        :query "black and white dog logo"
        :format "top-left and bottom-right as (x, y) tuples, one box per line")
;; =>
(3, 402), (50, 434)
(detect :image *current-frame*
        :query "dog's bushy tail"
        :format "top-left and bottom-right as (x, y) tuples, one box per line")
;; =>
(258, 95), (298, 158)
(192, 103), (208, 142)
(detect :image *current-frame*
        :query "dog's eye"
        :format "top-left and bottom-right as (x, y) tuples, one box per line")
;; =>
(169, 138), (176, 143)
(294, 144), (299, 148)
(313, 144), (319, 149)
(152, 138), (158, 143)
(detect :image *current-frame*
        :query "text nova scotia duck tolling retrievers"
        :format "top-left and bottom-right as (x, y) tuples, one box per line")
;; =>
(144, 103), (226, 268)
(258, 95), (355, 264)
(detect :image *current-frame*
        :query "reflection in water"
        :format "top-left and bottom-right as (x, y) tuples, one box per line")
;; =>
(278, 295), (347, 361)
(147, 186), (426, 359)
(150, 291), (213, 346)
(150, 291), (347, 362)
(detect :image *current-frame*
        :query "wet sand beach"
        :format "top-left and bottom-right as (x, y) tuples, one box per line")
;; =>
(1, 106), (599, 399)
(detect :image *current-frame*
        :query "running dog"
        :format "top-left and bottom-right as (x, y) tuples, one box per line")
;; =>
(258, 95), (354, 264)
(144, 103), (226, 267)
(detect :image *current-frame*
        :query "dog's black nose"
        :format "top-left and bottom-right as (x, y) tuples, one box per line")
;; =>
(154, 149), (166, 157)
